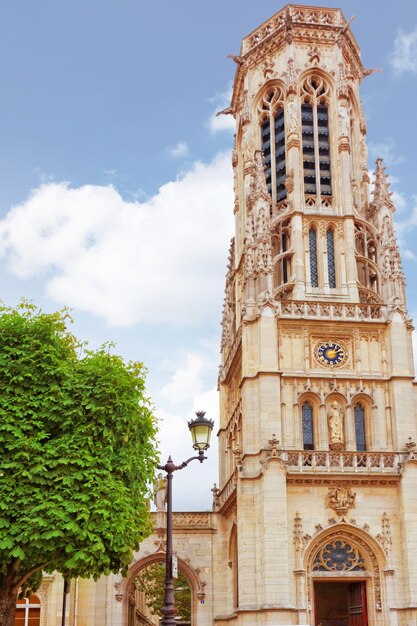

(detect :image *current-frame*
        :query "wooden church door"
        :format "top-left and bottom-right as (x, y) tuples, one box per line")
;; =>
(347, 582), (367, 626)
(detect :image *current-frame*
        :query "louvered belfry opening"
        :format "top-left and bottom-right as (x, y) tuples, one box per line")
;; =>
(302, 103), (316, 194)
(259, 85), (286, 206)
(301, 76), (332, 204)
(318, 104), (331, 196)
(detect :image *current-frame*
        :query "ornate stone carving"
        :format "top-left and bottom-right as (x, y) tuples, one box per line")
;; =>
(172, 512), (212, 527)
(284, 57), (298, 94)
(337, 62), (349, 99)
(308, 44), (320, 65)
(221, 239), (236, 348)
(376, 512), (392, 558)
(294, 511), (303, 552)
(313, 539), (365, 571)
(38, 575), (54, 626)
(284, 170), (294, 193)
(326, 484), (356, 516)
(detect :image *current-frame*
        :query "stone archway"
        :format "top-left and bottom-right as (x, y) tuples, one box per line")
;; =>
(122, 551), (205, 626)
(303, 524), (387, 626)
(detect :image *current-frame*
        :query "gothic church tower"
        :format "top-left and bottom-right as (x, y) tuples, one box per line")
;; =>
(35, 6), (417, 626)
(216, 5), (417, 625)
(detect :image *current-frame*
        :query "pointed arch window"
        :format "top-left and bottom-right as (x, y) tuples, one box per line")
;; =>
(327, 228), (336, 288)
(272, 218), (292, 289)
(309, 228), (318, 287)
(259, 86), (286, 206)
(301, 76), (332, 203)
(354, 403), (367, 452)
(302, 401), (314, 450)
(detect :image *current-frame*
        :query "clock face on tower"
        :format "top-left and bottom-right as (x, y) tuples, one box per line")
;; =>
(314, 340), (348, 368)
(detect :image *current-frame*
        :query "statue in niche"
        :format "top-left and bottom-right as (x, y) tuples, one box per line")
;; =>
(286, 99), (298, 132)
(241, 122), (252, 164)
(339, 105), (350, 137)
(153, 472), (167, 511)
(328, 400), (344, 449)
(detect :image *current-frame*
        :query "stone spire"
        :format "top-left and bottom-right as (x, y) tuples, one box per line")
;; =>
(371, 159), (406, 308)
(372, 158), (394, 211)
(243, 151), (274, 313)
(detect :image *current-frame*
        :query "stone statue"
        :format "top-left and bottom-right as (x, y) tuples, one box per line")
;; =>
(153, 473), (167, 511)
(328, 400), (344, 447)
(241, 122), (252, 164)
(287, 99), (298, 131)
(339, 106), (350, 137)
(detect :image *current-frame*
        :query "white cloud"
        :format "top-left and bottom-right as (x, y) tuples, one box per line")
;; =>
(368, 138), (405, 167)
(0, 153), (234, 326)
(167, 141), (189, 158)
(404, 249), (417, 261)
(391, 26), (417, 74)
(160, 353), (205, 404)
(208, 85), (235, 133)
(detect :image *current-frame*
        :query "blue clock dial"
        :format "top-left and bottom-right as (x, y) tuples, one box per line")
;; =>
(315, 341), (348, 368)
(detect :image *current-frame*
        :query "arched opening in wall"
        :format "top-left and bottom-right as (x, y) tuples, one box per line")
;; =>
(300, 74), (332, 206)
(302, 401), (315, 451)
(305, 526), (386, 626)
(126, 558), (193, 626)
(309, 227), (319, 288)
(15, 594), (41, 626)
(272, 218), (293, 291)
(354, 221), (382, 303)
(229, 524), (239, 609)
(354, 402), (367, 452)
(257, 83), (286, 209)
(326, 228), (336, 289)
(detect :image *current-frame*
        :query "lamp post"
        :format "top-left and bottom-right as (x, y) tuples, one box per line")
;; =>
(157, 410), (214, 626)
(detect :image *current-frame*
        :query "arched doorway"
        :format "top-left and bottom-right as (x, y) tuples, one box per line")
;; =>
(123, 553), (202, 626)
(15, 594), (41, 626)
(304, 526), (386, 626)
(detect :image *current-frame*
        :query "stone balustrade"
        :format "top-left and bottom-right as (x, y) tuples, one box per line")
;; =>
(278, 300), (383, 321)
(283, 450), (401, 473)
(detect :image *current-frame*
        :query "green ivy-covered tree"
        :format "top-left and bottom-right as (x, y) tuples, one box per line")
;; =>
(0, 303), (158, 626)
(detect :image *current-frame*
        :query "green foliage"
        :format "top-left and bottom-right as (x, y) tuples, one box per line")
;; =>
(136, 563), (191, 622)
(0, 302), (158, 595)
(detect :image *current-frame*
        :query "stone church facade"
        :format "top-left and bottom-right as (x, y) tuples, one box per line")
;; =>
(33, 5), (417, 626)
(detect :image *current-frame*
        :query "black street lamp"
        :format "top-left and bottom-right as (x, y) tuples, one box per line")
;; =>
(157, 410), (214, 626)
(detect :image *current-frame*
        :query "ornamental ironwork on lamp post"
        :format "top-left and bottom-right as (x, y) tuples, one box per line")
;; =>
(157, 410), (214, 626)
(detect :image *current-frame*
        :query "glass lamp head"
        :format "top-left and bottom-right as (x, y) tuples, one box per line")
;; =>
(188, 411), (214, 452)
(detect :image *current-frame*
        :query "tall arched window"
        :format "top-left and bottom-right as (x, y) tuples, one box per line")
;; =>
(354, 403), (367, 451)
(259, 86), (286, 206)
(15, 594), (41, 626)
(327, 228), (336, 288)
(302, 401), (314, 450)
(301, 76), (332, 204)
(229, 524), (239, 609)
(309, 228), (318, 287)
(272, 218), (292, 289)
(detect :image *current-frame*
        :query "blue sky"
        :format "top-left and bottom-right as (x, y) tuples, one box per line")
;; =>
(0, 0), (416, 509)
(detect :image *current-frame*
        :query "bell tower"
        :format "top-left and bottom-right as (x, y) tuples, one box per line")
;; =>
(215, 5), (417, 626)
